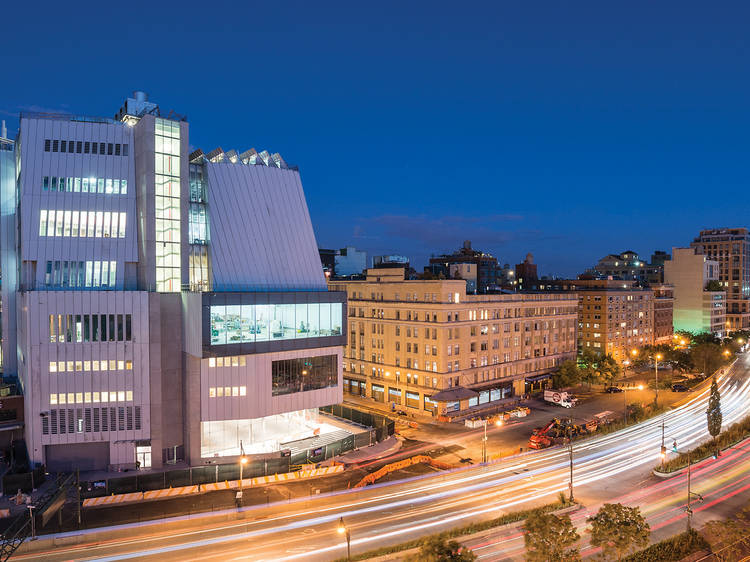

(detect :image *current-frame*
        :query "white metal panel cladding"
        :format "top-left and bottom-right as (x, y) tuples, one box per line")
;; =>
(21, 291), (151, 465)
(205, 162), (327, 292)
(200, 346), (343, 422)
(18, 118), (137, 275)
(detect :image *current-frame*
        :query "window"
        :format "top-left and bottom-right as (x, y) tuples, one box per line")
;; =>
(271, 354), (337, 396)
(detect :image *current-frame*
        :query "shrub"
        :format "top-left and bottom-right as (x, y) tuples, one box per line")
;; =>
(622, 529), (709, 561)
(656, 414), (750, 473)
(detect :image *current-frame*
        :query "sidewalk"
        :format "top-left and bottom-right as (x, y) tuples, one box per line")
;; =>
(332, 435), (403, 465)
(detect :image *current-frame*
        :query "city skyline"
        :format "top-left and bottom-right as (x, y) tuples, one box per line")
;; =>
(3, 1), (750, 277)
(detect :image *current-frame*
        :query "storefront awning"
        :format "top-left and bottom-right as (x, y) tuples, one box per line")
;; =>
(429, 387), (479, 402)
(525, 373), (551, 383)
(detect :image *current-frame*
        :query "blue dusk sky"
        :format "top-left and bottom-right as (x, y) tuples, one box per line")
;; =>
(2, 1), (748, 277)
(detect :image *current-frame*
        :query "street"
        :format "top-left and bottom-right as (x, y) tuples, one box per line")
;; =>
(16, 355), (750, 561)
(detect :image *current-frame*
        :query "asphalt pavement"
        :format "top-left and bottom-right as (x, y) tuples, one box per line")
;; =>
(15, 354), (750, 561)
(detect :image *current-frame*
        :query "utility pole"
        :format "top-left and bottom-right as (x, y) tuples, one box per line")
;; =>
(482, 420), (488, 464)
(567, 422), (574, 503)
(76, 468), (81, 528)
(686, 451), (693, 533)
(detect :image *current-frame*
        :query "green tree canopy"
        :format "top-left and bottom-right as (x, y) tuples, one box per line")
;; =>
(523, 510), (580, 561)
(707, 377), (723, 439)
(404, 536), (477, 562)
(552, 360), (582, 389)
(588, 503), (650, 561)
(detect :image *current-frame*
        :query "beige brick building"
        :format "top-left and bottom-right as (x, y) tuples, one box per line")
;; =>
(544, 279), (656, 362)
(329, 269), (577, 419)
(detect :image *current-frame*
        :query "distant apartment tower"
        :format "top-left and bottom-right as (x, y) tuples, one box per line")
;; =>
(1, 92), (345, 471)
(690, 228), (750, 331)
(544, 279), (656, 362)
(428, 240), (500, 293)
(335, 246), (367, 277)
(330, 268), (577, 418)
(664, 247), (726, 336)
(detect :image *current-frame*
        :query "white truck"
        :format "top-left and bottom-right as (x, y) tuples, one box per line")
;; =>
(543, 389), (578, 408)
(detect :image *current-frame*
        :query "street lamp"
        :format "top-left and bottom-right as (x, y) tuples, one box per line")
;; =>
(26, 505), (36, 541)
(238, 455), (248, 507)
(338, 517), (351, 560)
(654, 353), (663, 408)
(566, 423), (574, 503)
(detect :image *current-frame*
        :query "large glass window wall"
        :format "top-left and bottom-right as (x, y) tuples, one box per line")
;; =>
(209, 302), (343, 346)
(271, 354), (337, 396)
(155, 118), (181, 292)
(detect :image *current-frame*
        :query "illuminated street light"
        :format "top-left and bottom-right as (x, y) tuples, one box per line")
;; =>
(654, 353), (663, 408)
(338, 517), (351, 560)
(238, 454), (248, 507)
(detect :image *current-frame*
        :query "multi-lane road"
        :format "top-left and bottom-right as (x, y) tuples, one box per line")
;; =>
(20, 356), (750, 561)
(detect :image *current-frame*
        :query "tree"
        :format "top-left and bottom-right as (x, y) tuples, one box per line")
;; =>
(690, 343), (723, 377)
(588, 503), (650, 561)
(707, 376), (723, 443)
(579, 349), (602, 388)
(523, 510), (580, 561)
(404, 536), (477, 562)
(597, 354), (621, 386)
(552, 360), (582, 388)
(706, 279), (723, 292)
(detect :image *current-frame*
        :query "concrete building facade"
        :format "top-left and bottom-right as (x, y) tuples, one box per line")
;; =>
(664, 247), (726, 336)
(1, 93), (345, 472)
(690, 228), (750, 332)
(329, 269), (577, 419)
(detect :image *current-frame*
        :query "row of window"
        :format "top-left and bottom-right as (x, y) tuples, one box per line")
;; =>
(155, 118), (182, 293)
(45, 260), (116, 288)
(39, 210), (127, 238)
(50, 390), (134, 405)
(48, 313), (133, 343)
(41, 406), (141, 435)
(49, 359), (133, 373)
(42, 176), (128, 195)
(207, 356), (247, 368)
(208, 386), (248, 398)
(44, 139), (129, 156)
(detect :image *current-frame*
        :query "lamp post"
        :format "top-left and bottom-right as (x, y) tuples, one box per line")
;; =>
(666, 442), (702, 532)
(654, 353), (663, 408)
(482, 418), (503, 464)
(338, 517), (351, 560)
(566, 422), (574, 503)
(26, 505), (36, 541)
(238, 455), (248, 507)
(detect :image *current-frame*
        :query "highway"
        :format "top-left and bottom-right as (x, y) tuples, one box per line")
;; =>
(22, 356), (750, 561)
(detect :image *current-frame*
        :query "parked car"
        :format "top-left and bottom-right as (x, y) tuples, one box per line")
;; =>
(605, 386), (624, 393)
(671, 384), (689, 392)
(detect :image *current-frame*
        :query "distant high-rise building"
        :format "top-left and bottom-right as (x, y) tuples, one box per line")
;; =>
(690, 228), (750, 331)
(428, 240), (500, 293)
(664, 247), (726, 336)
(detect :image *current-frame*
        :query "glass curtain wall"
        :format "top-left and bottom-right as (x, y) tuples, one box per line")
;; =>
(154, 118), (181, 292)
(210, 302), (343, 345)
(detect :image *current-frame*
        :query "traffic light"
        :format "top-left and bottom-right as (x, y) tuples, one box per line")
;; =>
(660, 445), (667, 460)
(672, 440), (678, 453)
